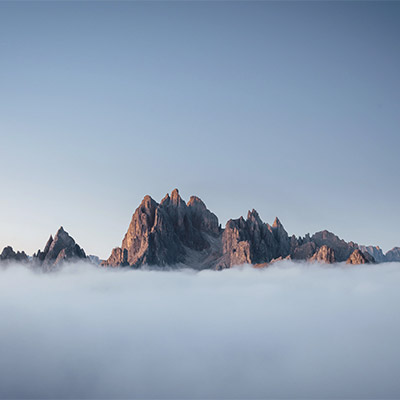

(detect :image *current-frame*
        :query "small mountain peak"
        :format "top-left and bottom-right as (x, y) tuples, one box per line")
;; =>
(140, 195), (157, 209)
(273, 217), (282, 228)
(54, 227), (68, 240)
(170, 188), (184, 206)
(160, 193), (170, 205)
(247, 209), (260, 221)
(346, 249), (372, 265)
(187, 196), (206, 209)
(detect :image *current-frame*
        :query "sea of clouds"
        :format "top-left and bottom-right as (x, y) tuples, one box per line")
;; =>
(0, 261), (399, 399)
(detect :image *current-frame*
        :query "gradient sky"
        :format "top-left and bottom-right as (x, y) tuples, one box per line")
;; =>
(1, 1), (399, 259)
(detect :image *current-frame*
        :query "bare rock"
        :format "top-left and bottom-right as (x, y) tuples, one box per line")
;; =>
(103, 189), (221, 268)
(271, 217), (291, 257)
(346, 249), (374, 265)
(359, 245), (386, 263)
(386, 247), (400, 262)
(34, 227), (87, 269)
(311, 230), (358, 262)
(309, 245), (336, 263)
(292, 242), (317, 260)
(220, 210), (290, 268)
(0, 246), (29, 263)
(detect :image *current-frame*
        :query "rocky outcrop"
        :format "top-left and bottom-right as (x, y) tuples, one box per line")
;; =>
(359, 246), (386, 263)
(346, 249), (374, 265)
(311, 230), (358, 262)
(386, 247), (400, 262)
(0, 246), (28, 263)
(219, 210), (291, 268)
(34, 227), (87, 269)
(101, 189), (399, 269)
(292, 242), (317, 260)
(103, 189), (221, 268)
(309, 245), (336, 263)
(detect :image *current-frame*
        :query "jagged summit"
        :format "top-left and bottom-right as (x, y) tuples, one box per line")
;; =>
(0, 246), (28, 263)
(272, 217), (282, 228)
(220, 209), (290, 268)
(101, 190), (392, 269)
(3, 190), (398, 270)
(34, 226), (87, 270)
(103, 190), (220, 268)
(170, 188), (184, 206)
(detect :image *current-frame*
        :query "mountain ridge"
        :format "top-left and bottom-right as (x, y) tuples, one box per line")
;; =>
(1, 189), (399, 269)
(100, 189), (400, 268)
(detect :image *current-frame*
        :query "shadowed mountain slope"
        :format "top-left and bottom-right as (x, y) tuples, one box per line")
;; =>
(34, 227), (87, 270)
(103, 189), (384, 269)
(103, 189), (221, 268)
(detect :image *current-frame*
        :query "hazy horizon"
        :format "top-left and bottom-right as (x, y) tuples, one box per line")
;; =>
(1, 1), (399, 258)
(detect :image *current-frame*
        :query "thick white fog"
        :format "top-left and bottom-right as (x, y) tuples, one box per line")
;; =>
(0, 261), (400, 399)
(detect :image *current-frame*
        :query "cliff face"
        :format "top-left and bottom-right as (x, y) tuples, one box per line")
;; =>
(219, 211), (290, 268)
(103, 189), (221, 268)
(102, 189), (396, 269)
(34, 227), (87, 270)
(309, 245), (336, 263)
(346, 249), (374, 265)
(3, 190), (396, 270)
(359, 245), (386, 263)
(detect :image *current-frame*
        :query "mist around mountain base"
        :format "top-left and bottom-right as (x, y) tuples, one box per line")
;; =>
(1, 261), (399, 399)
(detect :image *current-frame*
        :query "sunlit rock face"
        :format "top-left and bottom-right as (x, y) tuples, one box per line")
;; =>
(309, 245), (336, 263)
(34, 227), (87, 270)
(0, 246), (28, 263)
(346, 249), (375, 265)
(101, 189), (396, 269)
(103, 189), (222, 268)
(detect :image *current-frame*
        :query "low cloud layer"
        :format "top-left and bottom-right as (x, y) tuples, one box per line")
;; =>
(1, 261), (400, 399)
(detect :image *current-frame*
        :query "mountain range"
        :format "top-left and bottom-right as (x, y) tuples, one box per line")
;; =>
(1, 189), (399, 270)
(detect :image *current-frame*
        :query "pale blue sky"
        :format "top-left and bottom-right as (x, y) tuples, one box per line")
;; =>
(0, 1), (399, 258)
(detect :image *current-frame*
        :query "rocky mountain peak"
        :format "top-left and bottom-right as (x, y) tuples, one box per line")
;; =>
(104, 189), (221, 268)
(187, 196), (206, 210)
(247, 209), (261, 223)
(272, 217), (282, 228)
(99, 190), (399, 269)
(160, 193), (170, 206)
(140, 195), (157, 210)
(220, 212), (291, 268)
(310, 245), (336, 263)
(346, 249), (374, 265)
(311, 230), (358, 262)
(170, 188), (185, 207)
(34, 226), (87, 269)
(0, 246), (29, 263)
(386, 247), (400, 262)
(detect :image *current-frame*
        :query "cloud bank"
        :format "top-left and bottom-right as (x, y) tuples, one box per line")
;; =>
(0, 261), (400, 399)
